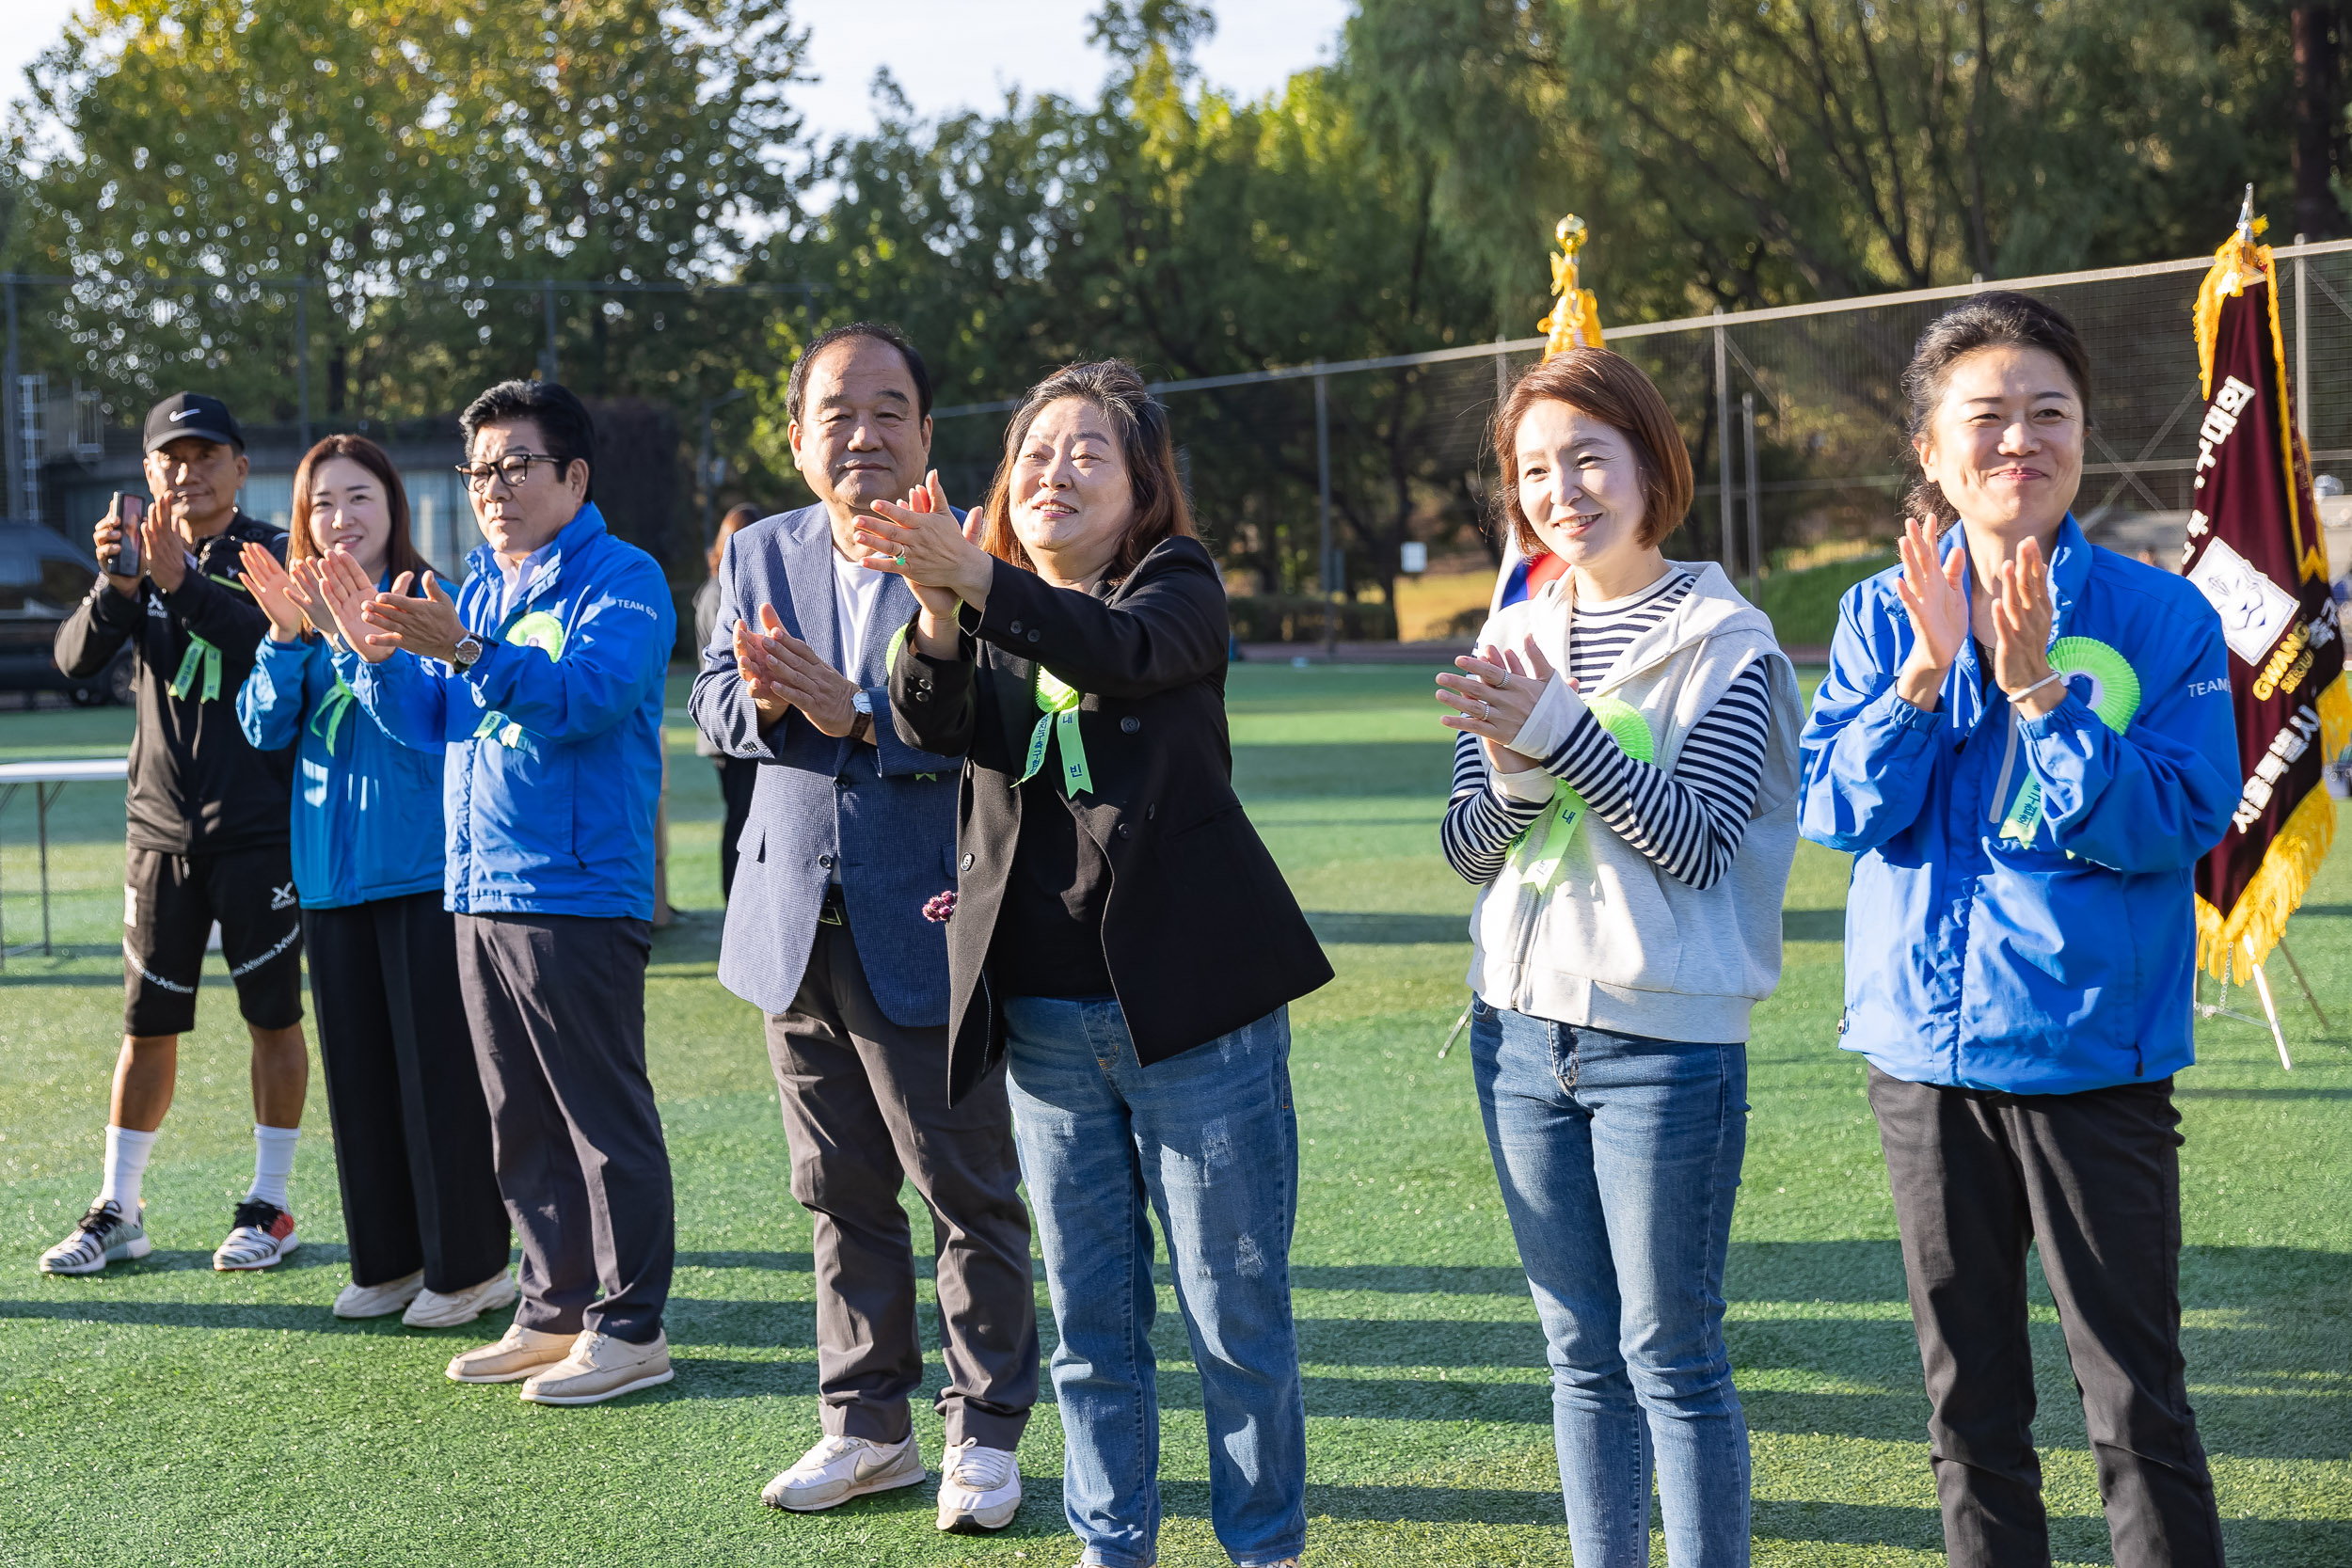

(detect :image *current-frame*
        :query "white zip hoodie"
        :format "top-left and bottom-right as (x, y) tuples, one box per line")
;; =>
(1468, 562), (1803, 1043)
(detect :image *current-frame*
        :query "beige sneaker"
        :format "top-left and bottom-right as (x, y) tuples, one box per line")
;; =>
(403, 1269), (520, 1329)
(333, 1270), (425, 1319)
(518, 1329), (674, 1405)
(444, 1323), (575, 1384)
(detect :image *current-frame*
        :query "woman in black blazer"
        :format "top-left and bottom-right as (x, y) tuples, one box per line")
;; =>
(862, 360), (1329, 1568)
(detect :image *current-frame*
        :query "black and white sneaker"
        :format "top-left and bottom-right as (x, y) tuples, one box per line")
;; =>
(39, 1200), (151, 1275)
(213, 1199), (299, 1271)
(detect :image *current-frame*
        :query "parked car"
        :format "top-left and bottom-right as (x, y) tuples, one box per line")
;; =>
(0, 520), (134, 705)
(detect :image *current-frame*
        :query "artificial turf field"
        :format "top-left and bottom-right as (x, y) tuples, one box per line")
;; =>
(1, 662), (2347, 1567)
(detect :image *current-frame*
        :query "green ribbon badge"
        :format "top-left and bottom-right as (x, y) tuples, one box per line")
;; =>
(1508, 695), (1655, 894)
(1014, 666), (1092, 797)
(1998, 636), (2141, 843)
(310, 676), (359, 755)
(471, 610), (566, 750)
(168, 635), (222, 702)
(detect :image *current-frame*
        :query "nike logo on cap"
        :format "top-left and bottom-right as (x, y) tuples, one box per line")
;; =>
(168, 409), (197, 421)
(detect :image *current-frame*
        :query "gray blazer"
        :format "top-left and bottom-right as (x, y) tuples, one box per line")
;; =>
(690, 503), (961, 1024)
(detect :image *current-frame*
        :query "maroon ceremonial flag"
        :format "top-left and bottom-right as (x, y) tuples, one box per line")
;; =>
(2181, 229), (2348, 975)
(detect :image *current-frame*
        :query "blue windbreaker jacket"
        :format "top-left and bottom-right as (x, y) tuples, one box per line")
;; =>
(345, 503), (674, 920)
(235, 621), (444, 910)
(1798, 516), (2240, 1094)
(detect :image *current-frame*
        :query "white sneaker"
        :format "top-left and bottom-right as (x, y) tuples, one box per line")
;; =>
(403, 1269), (520, 1329)
(935, 1437), (1021, 1532)
(38, 1200), (150, 1275)
(213, 1200), (298, 1271)
(760, 1433), (927, 1512)
(333, 1270), (425, 1318)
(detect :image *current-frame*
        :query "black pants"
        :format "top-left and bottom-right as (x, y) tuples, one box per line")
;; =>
(766, 907), (1036, 1449)
(304, 895), (509, 1291)
(1868, 1066), (2226, 1567)
(454, 911), (674, 1344)
(717, 756), (756, 902)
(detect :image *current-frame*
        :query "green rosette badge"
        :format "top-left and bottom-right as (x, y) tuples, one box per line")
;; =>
(1511, 695), (1655, 893)
(471, 610), (568, 749)
(1998, 636), (2140, 843)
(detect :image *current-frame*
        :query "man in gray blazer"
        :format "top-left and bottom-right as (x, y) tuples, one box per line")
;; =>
(690, 324), (1035, 1533)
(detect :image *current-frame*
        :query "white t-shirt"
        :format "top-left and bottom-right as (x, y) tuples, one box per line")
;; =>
(831, 545), (887, 677)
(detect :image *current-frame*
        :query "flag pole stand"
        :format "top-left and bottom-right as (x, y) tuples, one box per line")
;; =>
(2197, 947), (2294, 1069)
(2243, 937), (2295, 1070)
(1438, 1000), (1472, 1060)
(2273, 933), (2333, 1033)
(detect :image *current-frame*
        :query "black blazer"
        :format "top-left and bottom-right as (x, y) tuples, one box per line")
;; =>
(889, 534), (1332, 1105)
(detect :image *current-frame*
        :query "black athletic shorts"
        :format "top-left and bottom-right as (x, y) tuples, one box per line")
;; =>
(122, 845), (306, 1037)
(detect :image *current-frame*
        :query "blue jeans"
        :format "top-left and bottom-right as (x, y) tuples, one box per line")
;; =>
(1003, 996), (1307, 1568)
(1470, 1000), (1752, 1567)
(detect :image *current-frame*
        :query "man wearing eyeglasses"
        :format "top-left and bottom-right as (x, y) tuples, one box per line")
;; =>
(319, 378), (678, 1407)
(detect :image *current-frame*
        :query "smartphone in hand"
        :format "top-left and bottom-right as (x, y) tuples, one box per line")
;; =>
(106, 492), (146, 578)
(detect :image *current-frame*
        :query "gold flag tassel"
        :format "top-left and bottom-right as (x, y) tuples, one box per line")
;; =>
(2190, 196), (2349, 978)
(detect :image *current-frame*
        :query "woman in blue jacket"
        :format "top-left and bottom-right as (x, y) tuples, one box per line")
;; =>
(236, 435), (512, 1329)
(1799, 294), (2239, 1567)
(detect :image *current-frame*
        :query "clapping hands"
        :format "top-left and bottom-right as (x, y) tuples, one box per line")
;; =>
(734, 605), (862, 738)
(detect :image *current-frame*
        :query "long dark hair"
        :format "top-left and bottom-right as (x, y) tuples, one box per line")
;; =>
(1899, 292), (2091, 529)
(289, 435), (433, 580)
(978, 360), (1198, 583)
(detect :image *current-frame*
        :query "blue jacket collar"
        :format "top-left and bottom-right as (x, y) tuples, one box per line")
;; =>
(465, 502), (608, 613)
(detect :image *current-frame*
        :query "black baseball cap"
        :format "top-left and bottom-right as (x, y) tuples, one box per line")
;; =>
(143, 391), (245, 454)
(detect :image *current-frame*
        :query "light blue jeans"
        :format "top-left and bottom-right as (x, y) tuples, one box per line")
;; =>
(1470, 999), (1752, 1567)
(1002, 995), (1307, 1568)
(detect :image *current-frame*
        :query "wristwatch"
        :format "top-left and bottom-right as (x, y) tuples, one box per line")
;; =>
(451, 633), (485, 671)
(850, 689), (875, 743)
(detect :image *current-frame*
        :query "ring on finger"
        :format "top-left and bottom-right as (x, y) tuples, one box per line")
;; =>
(1478, 699), (1493, 721)
(893, 552), (907, 567)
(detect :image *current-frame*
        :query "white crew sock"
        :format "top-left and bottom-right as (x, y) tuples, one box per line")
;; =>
(246, 1124), (299, 1210)
(98, 1125), (158, 1214)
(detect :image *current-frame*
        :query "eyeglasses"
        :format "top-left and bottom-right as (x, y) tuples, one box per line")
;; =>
(454, 451), (563, 493)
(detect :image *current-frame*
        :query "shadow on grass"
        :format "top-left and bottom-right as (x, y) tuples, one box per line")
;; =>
(674, 1250), (815, 1274)
(1302, 911), (1467, 945)
(1781, 909), (1845, 942)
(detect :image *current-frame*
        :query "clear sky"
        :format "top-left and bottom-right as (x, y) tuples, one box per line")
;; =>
(1, 0), (1354, 137)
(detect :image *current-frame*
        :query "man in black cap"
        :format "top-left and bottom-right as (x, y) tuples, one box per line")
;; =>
(41, 392), (314, 1277)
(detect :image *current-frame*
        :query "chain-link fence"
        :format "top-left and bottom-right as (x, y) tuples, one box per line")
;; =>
(932, 238), (2352, 646)
(12, 243), (2352, 644)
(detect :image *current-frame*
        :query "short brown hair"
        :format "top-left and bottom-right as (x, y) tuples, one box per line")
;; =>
(977, 359), (1198, 582)
(1493, 348), (1693, 554)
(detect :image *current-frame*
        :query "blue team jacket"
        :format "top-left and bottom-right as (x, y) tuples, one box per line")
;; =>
(345, 503), (675, 920)
(1798, 515), (2241, 1094)
(235, 625), (445, 910)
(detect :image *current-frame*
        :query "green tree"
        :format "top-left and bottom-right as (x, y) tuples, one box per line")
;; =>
(6, 0), (808, 424)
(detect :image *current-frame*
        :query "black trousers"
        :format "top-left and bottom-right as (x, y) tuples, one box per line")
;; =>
(766, 908), (1037, 1449)
(1868, 1066), (2227, 1568)
(304, 894), (509, 1291)
(717, 756), (756, 902)
(454, 911), (674, 1344)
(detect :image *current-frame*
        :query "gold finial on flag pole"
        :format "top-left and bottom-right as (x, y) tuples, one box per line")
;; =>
(1537, 214), (1602, 360)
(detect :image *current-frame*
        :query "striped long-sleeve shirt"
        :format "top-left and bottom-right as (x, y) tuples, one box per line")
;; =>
(1441, 571), (1774, 891)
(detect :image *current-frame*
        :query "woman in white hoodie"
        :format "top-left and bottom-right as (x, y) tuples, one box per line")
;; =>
(1437, 349), (1802, 1568)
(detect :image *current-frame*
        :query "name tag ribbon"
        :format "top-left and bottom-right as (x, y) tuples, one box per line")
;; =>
(1015, 666), (1092, 796)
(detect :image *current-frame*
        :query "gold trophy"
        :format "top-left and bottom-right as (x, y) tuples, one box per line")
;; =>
(1537, 214), (1602, 359)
